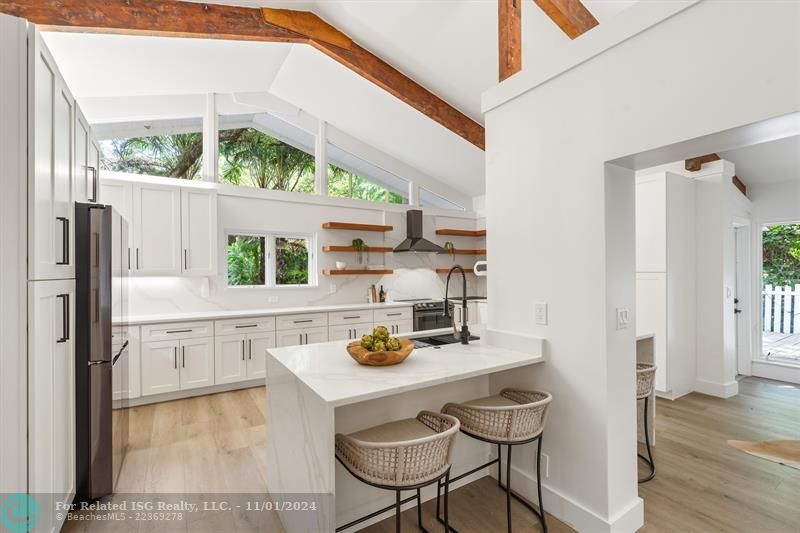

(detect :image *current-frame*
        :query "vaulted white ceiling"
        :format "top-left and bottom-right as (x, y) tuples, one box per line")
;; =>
(721, 135), (800, 186)
(42, 0), (636, 198)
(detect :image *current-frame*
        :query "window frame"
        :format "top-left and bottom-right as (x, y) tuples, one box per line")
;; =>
(224, 229), (317, 289)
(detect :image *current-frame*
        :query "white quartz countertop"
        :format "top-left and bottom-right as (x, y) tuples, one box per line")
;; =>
(266, 336), (544, 407)
(117, 301), (414, 326)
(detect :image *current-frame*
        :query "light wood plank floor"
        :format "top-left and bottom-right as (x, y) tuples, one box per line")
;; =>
(65, 377), (800, 532)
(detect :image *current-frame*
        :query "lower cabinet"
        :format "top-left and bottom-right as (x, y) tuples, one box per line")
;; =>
(28, 279), (76, 533)
(329, 322), (374, 341)
(276, 326), (329, 347)
(112, 326), (141, 400)
(384, 320), (413, 336)
(215, 331), (275, 385)
(141, 337), (214, 396)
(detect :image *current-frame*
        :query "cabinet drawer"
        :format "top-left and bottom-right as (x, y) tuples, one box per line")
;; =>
(374, 307), (412, 322)
(276, 312), (328, 330)
(141, 321), (213, 342)
(215, 316), (276, 336)
(329, 309), (374, 325)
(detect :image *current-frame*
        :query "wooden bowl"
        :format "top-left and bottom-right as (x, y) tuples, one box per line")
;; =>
(346, 338), (414, 366)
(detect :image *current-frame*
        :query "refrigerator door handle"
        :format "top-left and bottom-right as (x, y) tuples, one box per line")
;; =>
(56, 293), (70, 343)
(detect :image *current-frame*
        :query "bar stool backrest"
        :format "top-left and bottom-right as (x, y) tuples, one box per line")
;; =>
(636, 363), (657, 399)
(444, 389), (552, 443)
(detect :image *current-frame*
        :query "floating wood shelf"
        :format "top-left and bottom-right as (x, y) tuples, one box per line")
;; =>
(322, 269), (394, 276)
(438, 249), (486, 255)
(436, 268), (475, 274)
(322, 222), (393, 232)
(436, 229), (486, 237)
(322, 245), (394, 253)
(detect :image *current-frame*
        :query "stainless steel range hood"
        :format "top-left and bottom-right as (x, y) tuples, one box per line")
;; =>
(393, 210), (445, 253)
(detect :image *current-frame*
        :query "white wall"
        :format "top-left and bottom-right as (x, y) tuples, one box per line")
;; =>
(124, 180), (486, 317)
(482, 1), (799, 531)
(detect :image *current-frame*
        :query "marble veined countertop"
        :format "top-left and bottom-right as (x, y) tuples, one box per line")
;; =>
(116, 301), (414, 326)
(265, 334), (544, 407)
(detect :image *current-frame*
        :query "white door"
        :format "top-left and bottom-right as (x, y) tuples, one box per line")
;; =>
(734, 225), (752, 376)
(74, 106), (91, 203)
(303, 326), (329, 346)
(181, 188), (217, 276)
(329, 324), (365, 341)
(180, 337), (215, 390)
(99, 180), (134, 273)
(215, 334), (247, 385)
(247, 332), (276, 380)
(132, 183), (181, 275)
(29, 31), (75, 281)
(141, 340), (180, 396)
(28, 279), (75, 533)
(277, 329), (305, 347)
(385, 320), (413, 336)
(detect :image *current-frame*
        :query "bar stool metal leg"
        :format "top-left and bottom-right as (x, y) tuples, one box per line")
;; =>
(536, 436), (547, 533)
(444, 471), (450, 533)
(506, 445), (513, 533)
(638, 395), (656, 483)
(497, 444), (503, 487)
(396, 490), (402, 532)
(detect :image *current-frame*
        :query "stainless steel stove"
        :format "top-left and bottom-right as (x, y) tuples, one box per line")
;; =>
(395, 299), (454, 331)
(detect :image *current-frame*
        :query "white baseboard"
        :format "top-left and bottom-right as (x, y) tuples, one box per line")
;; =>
(125, 379), (264, 407)
(751, 360), (800, 385)
(508, 464), (643, 532)
(694, 378), (739, 398)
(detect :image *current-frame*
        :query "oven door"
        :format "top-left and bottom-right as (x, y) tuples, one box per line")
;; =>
(413, 305), (454, 332)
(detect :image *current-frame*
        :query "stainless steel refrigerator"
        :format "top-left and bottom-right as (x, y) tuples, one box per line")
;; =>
(74, 202), (129, 502)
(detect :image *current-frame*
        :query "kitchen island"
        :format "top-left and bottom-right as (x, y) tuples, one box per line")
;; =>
(264, 333), (545, 532)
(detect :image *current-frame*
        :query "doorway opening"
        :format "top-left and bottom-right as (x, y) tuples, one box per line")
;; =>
(761, 222), (800, 365)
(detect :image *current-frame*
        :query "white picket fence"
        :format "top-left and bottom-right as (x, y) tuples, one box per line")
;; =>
(762, 284), (800, 334)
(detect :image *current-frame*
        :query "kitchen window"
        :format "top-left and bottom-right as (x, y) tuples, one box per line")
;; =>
(226, 231), (316, 288)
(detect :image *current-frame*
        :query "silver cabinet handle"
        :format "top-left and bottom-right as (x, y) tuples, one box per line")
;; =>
(87, 166), (97, 202)
(173, 346), (177, 369)
(235, 324), (258, 329)
(387, 312), (402, 317)
(248, 339), (252, 360)
(182, 346), (185, 368)
(166, 329), (192, 334)
(343, 316), (360, 320)
(294, 319), (313, 324)
(242, 339), (245, 360)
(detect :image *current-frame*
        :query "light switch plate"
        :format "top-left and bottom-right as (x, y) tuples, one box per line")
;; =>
(616, 307), (630, 330)
(534, 302), (548, 325)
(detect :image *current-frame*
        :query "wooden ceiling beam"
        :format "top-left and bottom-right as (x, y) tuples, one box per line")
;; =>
(732, 175), (747, 197)
(499, 0), (522, 81)
(533, 0), (599, 39)
(685, 153), (721, 171)
(0, 0), (485, 150)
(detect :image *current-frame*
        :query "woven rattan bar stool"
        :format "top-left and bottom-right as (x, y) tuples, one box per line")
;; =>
(334, 411), (460, 532)
(637, 363), (657, 483)
(438, 389), (552, 533)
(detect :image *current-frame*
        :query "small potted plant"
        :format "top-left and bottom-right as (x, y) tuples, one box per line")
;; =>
(352, 238), (369, 264)
(444, 241), (456, 261)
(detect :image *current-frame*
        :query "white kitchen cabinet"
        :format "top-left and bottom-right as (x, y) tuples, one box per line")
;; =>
(452, 301), (482, 328)
(99, 180), (134, 273)
(141, 340), (181, 396)
(384, 320), (414, 336)
(215, 335), (247, 385)
(179, 337), (215, 390)
(180, 188), (217, 276)
(74, 106), (98, 204)
(28, 279), (75, 533)
(246, 331), (274, 380)
(132, 182), (182, 275)
(329, 323), (373, 342)
(277, 326), (328, 347)
(329, 309), (374, 326)
(29, 30), (75, 281)
(112, 326), (141, 401)
(374, 307), (412, 323)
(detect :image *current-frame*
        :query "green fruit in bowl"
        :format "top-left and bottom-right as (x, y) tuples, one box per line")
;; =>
(387, 338), (401, 351)
(360, 335), (374, 350)
(373, 340), (387, 352)
(373, 326), (390, 341)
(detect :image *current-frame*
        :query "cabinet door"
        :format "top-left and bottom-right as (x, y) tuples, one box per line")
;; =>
(180, 337), (214, 390)
(215, 334), (247, 385)
(132, 183), (181, 275)
(180, 188), (217, 276)
(247, 332), (276, 380)
(100, 181), (134, 274)
(141, 340), (180, 396)
(28, 280), (75, 533)
(385, 320), (413, 336)
(329, 324), (363, 341)
(74, 107), (90, 203)
(276, 329), (305, 348)
(303, 326), (329, 346)
(29, 31), (75, 281)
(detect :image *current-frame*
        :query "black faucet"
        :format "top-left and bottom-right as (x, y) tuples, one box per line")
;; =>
(443, 265), (471, 344)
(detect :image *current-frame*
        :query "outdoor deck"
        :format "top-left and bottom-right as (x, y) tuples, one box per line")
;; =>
(763, 331), (800, 364)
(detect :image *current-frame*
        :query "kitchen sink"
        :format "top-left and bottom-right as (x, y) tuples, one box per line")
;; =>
(412, 334), (480, 349)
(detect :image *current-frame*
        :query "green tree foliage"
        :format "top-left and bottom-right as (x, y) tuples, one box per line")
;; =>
(275, 238), (309, 285)
(219, 128), (315, 192)
(763, 224), (800, 286)
(328, 164), (404, 204)
(100, 133), (203, 180)
(227, 235), (265, 286)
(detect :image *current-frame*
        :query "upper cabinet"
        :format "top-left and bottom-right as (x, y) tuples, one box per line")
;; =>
(74, 106), (99, 204)
(28, 30), (75, 281)
(101, 179), (217, 277)
(132, 183), (182, 275)
(181, 188), (218, 276)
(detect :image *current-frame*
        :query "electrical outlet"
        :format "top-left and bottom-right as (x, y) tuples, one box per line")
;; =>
(268, 296), (279, 304)
(541, 453), (550, 478)
(534, 302), (548, 325)
(329, 284), (337, 294)
(616, 307), (630, 330)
